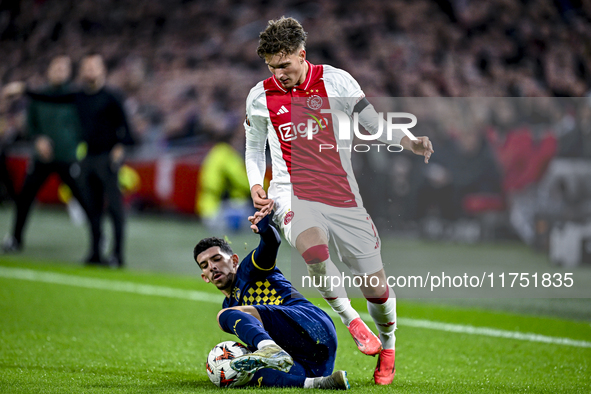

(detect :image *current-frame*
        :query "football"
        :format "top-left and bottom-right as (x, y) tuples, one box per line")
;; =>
(206, 341), (253, 388)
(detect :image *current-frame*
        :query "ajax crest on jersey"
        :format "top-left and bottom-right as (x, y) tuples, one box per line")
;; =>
(284, 210), (294, 225)
(307, 94), (323, 110)
(206, 341), (253, 388)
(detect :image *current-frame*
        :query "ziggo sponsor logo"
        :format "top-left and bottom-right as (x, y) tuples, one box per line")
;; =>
(277, 115), (327, 142)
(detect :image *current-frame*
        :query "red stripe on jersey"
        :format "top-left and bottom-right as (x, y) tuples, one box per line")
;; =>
(264, 78), (292, 174)
(264, 62), (357, 208)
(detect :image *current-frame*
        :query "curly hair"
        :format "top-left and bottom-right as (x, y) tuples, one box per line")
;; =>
(256, 17), (308, 58)
(193, 237), (234, 264)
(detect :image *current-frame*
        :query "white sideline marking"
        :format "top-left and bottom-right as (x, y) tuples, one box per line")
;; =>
(0, 266), (220, 304)
(1, 266), (590, 349)
(391, 317), (591, 348)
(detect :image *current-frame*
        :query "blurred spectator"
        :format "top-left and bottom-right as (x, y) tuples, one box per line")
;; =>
(77, 54), (135, 267)
(28, 54), (135, 267)
(1, 56), (92, 254)
(1, 0), (589, 152)
(0, 146), (14, 204)
(0, 84), (22, 204)
(406, 124), (502, 225)
(196, 128), (252, 233)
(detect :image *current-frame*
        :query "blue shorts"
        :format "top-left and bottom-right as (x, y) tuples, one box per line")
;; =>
(254, 302), (337, 377)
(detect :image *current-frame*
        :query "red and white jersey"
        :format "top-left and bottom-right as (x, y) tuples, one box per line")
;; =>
(245, 61), (365, 208)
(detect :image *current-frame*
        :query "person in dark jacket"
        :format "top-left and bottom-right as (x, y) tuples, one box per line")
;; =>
(76, 54), (135, 267)
(0, 84), (21, 204)
(2, 56), (92, 255)
(26, 54), (135, 267)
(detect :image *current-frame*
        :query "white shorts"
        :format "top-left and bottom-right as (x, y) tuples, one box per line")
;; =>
(269, 183), (383, 275)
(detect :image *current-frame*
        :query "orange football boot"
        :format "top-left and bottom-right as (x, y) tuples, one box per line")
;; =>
(347, 317), (382, 356)
(374, 348), (395, 385)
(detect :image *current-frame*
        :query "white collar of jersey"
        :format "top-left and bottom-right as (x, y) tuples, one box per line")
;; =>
(271, 75), (287, 93)
(271, 60), (314, 94)
(300, 60), (314, 91)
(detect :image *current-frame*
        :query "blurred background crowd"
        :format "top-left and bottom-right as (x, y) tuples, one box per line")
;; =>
(2, 0), (591, 144)
(1, 0), (591, 266)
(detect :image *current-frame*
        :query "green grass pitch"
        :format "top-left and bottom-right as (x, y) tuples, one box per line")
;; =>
(0, 208), (590, 392)
(1, 258), (590, 393)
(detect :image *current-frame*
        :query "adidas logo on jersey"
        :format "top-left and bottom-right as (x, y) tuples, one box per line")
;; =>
(277, 105), (289, 115)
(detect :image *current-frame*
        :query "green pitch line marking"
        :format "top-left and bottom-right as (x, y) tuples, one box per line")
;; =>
(1, 266), (590, 349)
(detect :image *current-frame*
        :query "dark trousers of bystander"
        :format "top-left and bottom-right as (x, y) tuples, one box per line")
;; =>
(12, 159), (89, 247)
(0, 151), (16, 202)
(82, 153), (125, 266)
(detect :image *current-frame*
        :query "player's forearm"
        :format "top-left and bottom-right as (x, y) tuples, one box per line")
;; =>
(259, 220), (281, 248)
(399, 136), (413, 151)
(253, 216), (281, 269)
(245, 142), (266, 189)
(26, 89), (76, 103)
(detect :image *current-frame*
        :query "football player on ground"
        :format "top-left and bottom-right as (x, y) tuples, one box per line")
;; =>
(194, 206), (349, 390)
(244, 17), (434, 385)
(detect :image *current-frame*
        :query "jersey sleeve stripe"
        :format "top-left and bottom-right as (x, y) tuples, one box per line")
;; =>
(251, 250), (276, 271)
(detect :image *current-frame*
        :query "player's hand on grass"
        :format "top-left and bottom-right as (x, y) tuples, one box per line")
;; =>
(249, 201), (274, 233)
(251, 184), (273, 214)
(401, 135), (434, 163)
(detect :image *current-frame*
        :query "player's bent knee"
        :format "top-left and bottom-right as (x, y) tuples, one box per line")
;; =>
(216, 308), (231, 331)
(302, 244), (330, 265)
(217, 307), (263, 332)
(217, 308), (243, 333)
(295, 227), (328, 253)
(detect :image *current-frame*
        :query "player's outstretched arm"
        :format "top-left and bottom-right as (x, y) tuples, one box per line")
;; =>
(26, 88), (77, 103)
(400, 135), (434, 164)
(248, 206), (281, 270)
(244, 86), (271, 212)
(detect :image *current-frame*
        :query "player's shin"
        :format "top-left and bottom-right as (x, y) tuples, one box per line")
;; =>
(303, 246), (359, 326)
(366, 287), (397, 350)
